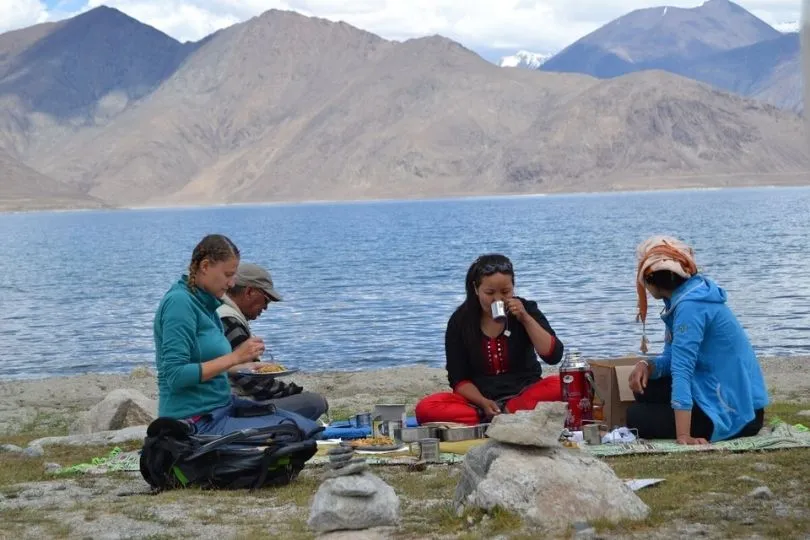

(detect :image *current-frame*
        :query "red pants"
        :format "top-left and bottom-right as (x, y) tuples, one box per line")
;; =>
(415, 375), (562, 425)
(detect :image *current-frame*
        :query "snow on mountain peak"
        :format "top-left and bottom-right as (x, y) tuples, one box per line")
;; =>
(498, 50), (553, 69)
(774, 20), (799, 33)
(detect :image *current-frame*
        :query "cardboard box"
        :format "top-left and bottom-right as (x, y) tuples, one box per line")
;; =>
(589, 356), (645, 429)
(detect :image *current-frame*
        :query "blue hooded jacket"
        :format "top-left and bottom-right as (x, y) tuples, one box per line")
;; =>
(650, 274), (769, 441)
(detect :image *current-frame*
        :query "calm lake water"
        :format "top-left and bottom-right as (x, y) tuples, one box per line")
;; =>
(1, 187), (808, 380)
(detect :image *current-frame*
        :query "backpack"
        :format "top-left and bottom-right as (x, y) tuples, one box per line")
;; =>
(139, 417), (319, 491)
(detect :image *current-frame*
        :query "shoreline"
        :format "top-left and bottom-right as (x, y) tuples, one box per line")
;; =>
(1, 357), (807, 436)
(2, 180), (809, 215)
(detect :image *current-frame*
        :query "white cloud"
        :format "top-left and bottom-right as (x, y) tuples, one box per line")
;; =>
(0, 0), (48, 34)
(1, 0), (804, 52)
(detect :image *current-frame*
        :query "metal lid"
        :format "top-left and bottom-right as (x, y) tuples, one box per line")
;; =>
(560, 350), (590, 371)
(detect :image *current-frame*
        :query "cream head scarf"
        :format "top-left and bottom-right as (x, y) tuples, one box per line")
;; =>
(636, 235), (698, 353)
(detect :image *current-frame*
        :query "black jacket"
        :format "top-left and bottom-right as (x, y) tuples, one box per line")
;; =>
(444, 297), (564, 401)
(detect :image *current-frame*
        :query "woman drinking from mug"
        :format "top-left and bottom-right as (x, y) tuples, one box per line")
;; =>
(153, 234), (321, 437)
(415, 254), (564, 425)
(626, 236), (768, 445)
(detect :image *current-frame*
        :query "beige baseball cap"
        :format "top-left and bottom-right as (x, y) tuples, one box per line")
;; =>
(235, 263), (283, 301)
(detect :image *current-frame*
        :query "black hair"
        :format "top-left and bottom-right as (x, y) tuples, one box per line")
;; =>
(644, 270), (687, 292)
(453, 254), (515, 366)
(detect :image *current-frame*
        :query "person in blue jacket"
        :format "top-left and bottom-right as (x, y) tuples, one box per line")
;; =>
(626, 236), (769, 445)
(153, 233), (322, 438)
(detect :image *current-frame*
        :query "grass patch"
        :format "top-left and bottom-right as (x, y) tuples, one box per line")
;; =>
(0, 507), (73, 537)
(766, 401), (810, 426)
(603, 448), (810, 537)
(0, 442), (141, 487)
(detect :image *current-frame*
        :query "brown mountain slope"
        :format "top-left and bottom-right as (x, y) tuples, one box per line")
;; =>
(0, 149), (104, 211)
(10, 9), (810, 207)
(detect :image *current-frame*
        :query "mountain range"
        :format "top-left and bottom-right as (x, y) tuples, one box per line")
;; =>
(539, 0), (802, 112)
(0, 4), (807, 212)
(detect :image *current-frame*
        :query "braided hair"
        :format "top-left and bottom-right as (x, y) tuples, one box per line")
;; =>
(453, 254), (515, 365)
(187, 234), (240, 291)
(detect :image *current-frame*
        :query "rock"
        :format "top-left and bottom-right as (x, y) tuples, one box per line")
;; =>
(329, 452), (355, 466)
(308, 471), (400, 533)
(325, 462), (370, 478)
(748, 486), (774, 500)
(485, 401), (567, 447)
(22, 446), (44, 458)
(28, 426), (146, 448)
(44, 463), (62, 474)
(318, 527), (394, 539)
(328, 474), (380, 497)
(0, 444), (24, 454)
(796, 410), (810, 417)
(70, 389), (156, 435)
(454, 440), (649, 533)
(328, 446), (354, 456)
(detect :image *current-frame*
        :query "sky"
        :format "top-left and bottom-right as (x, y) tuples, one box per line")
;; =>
(0, 0), (803, 58)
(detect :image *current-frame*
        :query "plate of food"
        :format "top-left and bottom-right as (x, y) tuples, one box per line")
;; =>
(341, 436), (404, 452)
(238, 362), (300, 378)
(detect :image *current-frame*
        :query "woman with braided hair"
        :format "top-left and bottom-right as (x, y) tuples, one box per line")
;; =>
(414, 254), (564, 425)
(626, 236), (768, 444)
(153, 234), (321, 437)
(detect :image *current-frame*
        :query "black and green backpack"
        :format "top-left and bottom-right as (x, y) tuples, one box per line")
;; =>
(139, 417), (319, 491)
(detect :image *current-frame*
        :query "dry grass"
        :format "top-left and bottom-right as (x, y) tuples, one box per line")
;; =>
(1, 401), (809, 539)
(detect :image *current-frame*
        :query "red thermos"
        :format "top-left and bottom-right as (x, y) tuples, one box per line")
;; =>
(559, 351), (594, 431)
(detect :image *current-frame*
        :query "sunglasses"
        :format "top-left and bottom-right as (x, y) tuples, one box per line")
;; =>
(252, 288), (274, 303)
(478, 261), (513, 275)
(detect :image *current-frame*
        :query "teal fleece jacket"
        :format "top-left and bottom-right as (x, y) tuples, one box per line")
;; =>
(650, 274), (769, 441)
(153, 278), (233, 419)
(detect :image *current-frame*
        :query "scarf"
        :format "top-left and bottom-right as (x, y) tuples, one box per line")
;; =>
(635, 236), (698, 353)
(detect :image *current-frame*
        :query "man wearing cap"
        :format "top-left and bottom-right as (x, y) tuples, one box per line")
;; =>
(217, 263), (329, 421)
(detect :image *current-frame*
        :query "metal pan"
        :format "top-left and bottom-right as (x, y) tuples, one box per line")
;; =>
(397, 426), (439, 443)
(438, 424), (488, 442)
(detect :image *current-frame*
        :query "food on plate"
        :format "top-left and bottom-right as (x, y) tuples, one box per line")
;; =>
(348, 436), (394, 447)
(253, 363), (286, 374)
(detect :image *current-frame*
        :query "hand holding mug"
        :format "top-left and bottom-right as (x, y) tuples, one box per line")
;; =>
(504, 298), (528, 323)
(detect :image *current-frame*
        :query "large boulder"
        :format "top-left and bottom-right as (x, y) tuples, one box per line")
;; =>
(69, 389), (156, 435)
(454, 441), (649, 533)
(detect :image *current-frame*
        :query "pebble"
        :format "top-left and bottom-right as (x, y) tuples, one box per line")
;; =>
(325, 461), (369, 478)
(748, 486), (774, 500)
(22, 446), (44, 458)
(752, 462), (776, 473)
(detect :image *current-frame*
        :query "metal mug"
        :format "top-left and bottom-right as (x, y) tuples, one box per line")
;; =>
(410, 437), (441, 463)
(491, 300), (507, 322)
(352, 413), (372, 428)
(582, 423), (603, 445)
(379, 420), (403, 441)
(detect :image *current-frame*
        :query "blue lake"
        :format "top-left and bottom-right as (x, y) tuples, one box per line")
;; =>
(1, 187), (808, 380)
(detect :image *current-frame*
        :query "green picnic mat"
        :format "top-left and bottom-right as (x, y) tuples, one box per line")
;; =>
(583, 421), (810, 458)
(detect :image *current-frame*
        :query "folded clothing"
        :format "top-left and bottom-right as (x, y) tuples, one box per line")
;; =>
(322, 416), (419, 440)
